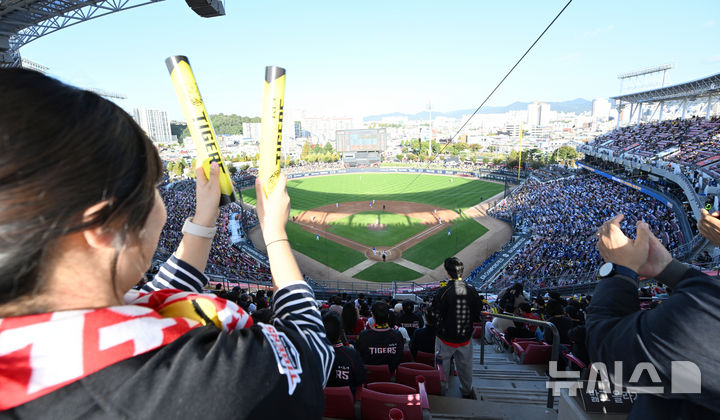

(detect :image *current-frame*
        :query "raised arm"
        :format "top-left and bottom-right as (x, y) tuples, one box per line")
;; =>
(141, 163), (220, 294)
(173, 162), (221, 273)
(588, 214), (720, 402)
(256, 174), (334, 385)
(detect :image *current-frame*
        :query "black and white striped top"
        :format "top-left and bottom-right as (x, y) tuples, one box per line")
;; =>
(141, 254), (334, 387)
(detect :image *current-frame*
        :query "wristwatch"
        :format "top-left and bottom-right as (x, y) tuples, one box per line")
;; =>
(598, 262), (639, 282)
(182, 217), (217, 238)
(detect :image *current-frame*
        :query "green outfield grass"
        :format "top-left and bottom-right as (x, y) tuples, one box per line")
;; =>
(327, 211), (427, 246)
(285, 222), (366, 272)
(240, 173), (503, 217)
(402, 215), (489, 269)
(352, 262), (424, 282)
(241, 173), (500, 278)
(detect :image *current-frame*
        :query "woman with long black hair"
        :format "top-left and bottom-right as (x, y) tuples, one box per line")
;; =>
(0, 69), (332, 419)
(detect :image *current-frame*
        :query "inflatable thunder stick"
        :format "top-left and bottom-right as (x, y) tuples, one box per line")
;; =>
(258, 66), (286, 198)
(166, 55), (237, 206)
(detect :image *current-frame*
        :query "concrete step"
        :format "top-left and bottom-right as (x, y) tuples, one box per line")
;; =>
(428, 394), (557, 420)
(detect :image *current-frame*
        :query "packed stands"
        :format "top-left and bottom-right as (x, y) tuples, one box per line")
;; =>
(488, 173), (683, 289)
(589, 116), (720, 182)
(155, 176), (270, 284)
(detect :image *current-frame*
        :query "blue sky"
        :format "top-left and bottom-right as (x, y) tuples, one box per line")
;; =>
(20, 0), (720, 120)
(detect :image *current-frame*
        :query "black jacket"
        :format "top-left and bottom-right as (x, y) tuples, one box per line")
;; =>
(410, 325), (437, 358)
(586, 260), (720, 419)
(430, 280), (483, 344)
(355, 328), (404, 372)
(396, 311), (424, 338)
(327, 345), (366, 392)
(543, 316), (577, 345)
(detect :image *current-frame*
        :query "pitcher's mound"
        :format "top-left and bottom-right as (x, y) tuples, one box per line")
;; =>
(367, 223), (387, 231)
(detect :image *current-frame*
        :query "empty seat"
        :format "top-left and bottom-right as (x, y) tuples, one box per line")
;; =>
(512, 341), (552, 364)
(401, 349), (413, 363)
(323, 386), (355, 419)
(396, 362), (442, 395)
(365, 364), (392, 383)
(358, 379), (430, 420)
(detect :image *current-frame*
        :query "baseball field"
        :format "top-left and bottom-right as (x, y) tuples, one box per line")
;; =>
(241, 173), (505, 283)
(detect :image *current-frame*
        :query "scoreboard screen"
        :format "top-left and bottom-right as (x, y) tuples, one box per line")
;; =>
(336, 128), (387, 152)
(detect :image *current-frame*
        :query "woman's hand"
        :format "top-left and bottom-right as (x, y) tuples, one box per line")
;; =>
(256, 174), (290, 243)
(698, 209), (720, 246)
(193, 162), (220, 227)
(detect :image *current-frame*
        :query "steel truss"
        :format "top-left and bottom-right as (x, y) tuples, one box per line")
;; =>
(0, 0), (164, 67)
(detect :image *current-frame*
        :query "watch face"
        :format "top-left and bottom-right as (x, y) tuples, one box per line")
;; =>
(599, 262), (613, 277)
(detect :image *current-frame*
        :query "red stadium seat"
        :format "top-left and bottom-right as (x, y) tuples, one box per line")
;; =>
(365, 364), (392, 383)
(358, 379), (430, 420)
(510, 338), (538, 354)
(395, 362), (443, 395)
(472, 323), (484, 339)
(323, 386), (356, 419)
(563, 351), (587, 370)
(414, 351), (435, 367)
(512, 341), (552, 364)
(401, 349), (413, 363)
(388, 408), (404, 420)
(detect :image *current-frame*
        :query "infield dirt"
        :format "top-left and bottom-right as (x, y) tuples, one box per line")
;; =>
(248, 190), (512, 290)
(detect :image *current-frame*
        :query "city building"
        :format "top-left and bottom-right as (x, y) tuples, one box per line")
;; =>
(242, 122), (261, 141)
(133, 108), (174, 144)
(592, 98), (612, 121)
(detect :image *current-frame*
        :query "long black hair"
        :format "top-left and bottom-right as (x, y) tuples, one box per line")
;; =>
(0, 69), (162, 312)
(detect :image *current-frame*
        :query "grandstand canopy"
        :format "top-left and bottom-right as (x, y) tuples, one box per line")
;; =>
(611, 72), (720, 104)
(0, 0), (224, 67)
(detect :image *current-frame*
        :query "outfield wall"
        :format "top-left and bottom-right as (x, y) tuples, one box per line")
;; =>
(286, 167), (520, 183)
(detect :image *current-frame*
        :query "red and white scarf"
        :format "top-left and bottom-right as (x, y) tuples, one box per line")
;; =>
(0, 289), (252, 411)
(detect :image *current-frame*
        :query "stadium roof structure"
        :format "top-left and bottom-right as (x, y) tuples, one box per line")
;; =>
(0, 0), (224, 67)
(611, 72), (720, 127)
(611, 72), (720, 104)
(0, 0), (166, 67)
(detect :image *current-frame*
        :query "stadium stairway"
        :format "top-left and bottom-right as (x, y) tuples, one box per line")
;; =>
(425, 338), (558, 420)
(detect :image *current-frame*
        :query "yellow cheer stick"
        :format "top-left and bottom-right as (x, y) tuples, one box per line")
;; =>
(258, 66), (286, 198)
(166, 55), (237, 206)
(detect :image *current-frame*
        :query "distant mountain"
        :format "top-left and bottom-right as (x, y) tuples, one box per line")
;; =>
(364, 98), (594, 121)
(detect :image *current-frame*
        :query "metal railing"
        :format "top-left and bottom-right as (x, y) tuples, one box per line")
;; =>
(479, 311), (560, 409)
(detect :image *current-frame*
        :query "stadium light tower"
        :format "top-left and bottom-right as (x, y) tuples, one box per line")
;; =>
(427, 101), (433, 157)
(617, 64), (673, 95)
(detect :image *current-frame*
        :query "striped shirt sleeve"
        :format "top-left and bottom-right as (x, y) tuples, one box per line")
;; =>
(272, 283), (334, 387)
(141, 255), (208, 293)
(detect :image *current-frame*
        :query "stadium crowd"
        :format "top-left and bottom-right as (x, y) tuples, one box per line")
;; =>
(157, 175), (270, 284)
(489, 173), (683, 288)
(588, 116), (720, 192)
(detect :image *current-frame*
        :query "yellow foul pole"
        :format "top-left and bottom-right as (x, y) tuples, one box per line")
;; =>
(517, 123), (523, 180)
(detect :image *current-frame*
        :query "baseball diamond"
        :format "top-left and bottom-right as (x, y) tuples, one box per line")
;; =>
(242, 172), (511, 287)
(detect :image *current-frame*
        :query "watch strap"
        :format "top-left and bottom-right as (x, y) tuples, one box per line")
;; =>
(182, 217), (217, 238)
